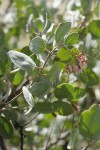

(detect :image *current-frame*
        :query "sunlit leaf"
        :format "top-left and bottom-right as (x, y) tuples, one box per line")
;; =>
(65, 33), (79, 45)
(79, 104), (100, 140)
(8, 50), (36, 73)
(55, 22), (71, 44)
(13, 70), (24, 85)
(57, 48), (72, 61)
(88, 20), (100, 39)
(22, 86), (34, 107)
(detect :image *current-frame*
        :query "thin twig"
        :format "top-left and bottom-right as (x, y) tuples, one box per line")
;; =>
(53, 119), (67, 150)
(0, 136), (7, 150)
(47, 131), (70, 149)
(24, 113), (40, 126)
(0, 47), (56, 110)
(19, 126), (24, 150)
(45, 119), (56, 150)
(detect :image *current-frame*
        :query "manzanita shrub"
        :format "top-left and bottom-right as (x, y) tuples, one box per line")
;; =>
(0, 0), (100, 149)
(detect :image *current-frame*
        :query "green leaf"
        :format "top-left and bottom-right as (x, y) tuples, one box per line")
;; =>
(0, 58), (5, 75)
(73, 87), (85, 101)
(22, 86), (34, 107)
(55, 22), (71, 44)
(29, 36), (46, 54)
(80, 69), (98, 86)
(43, 19), (51, 33)
(8, 50), (36, 73)
(0, 116), (13, 139)
(65, 33), (79, 45)
(47, 62), (61, 82)
(42, 13), (51, 33)
(88, 20), (100, 39)
(80, 70), (88, 83)
(35, 18), (43, 32)
(31, 79), (52, 98)
(26, 14), (34, 33)
(81, 0), (92, 14)
(57, 48), (72, 61)
(13, 70), (24, 85)
(26, 5), (39, 18)
(34, 102), (57, 114)
(54, 101), (73, 116)
(3, 107), (18, 122)
(54, 83), (85, 101)
(79, 104), (100, 140)
(54, 83), (74, 100)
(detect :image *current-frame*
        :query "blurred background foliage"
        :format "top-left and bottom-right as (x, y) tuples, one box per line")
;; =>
(0, 0), (100, 150)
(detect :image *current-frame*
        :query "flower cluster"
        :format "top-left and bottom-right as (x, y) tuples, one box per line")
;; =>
(66, 52), (88, 74)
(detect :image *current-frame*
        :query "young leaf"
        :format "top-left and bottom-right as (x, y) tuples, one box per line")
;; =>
(35, 18), (43, 32)
(57, 48), (72, 61)
(65, 33), (79, 45)
(31, 79), (52, 98)
(55, 22), (71, 44)
(88, 20), (100, 39)
(0, 116), (13, 139)
(29, 36), (46, 54)
(8, 50), (36, 73)
(79, 104), (100, 140)
(54, 101), (73, 116)
(13, 70), (25, 85)
(22, 86), (34, 107)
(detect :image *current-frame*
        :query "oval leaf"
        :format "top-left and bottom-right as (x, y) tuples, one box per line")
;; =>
(54, 101), (73, 116)
(29, 36), (46, 54)
(80, 69), (98, 86)
(57, 48), (72, 61)
(31, 79), (52, 98)
(3, 107), (18, 122)
(0, 116), (13, 139)
(22, 86), (34, 107)
(54, 83), (85, 101)
(55, 22), (71, 44)
(8, 50), (36, 73)
(13, 70), (24, 85)
(34, 102), (57, 114)
(88, 20), (100, 39)
(47, 62), (61, 82)
(65, 33), (79, 45)
(79, 104), (100, 140)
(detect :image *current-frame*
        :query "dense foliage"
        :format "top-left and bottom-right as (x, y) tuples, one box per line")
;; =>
(0, 0), (100, 149)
